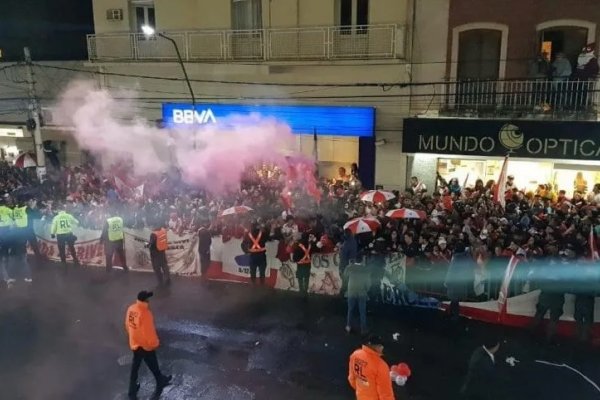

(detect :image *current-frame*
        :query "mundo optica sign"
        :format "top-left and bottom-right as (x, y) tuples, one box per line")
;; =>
(403, 118), (600, 160)
(161, 103), (375, 137)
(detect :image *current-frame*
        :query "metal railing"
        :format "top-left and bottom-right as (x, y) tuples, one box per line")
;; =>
(437, 78), (600, 118)
(87, 24), (405, 62)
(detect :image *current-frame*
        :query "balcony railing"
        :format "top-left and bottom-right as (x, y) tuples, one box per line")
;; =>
(436, 79), (600, 119)
(87, 24), (405, 62)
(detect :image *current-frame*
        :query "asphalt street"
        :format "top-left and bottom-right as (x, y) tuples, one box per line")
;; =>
(1, 262), (599, 400)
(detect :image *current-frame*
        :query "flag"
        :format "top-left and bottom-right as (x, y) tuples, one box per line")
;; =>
(462, 172), (469, 189)
(492, 155), (509, 208)
(590, 225), (599, 260)
(497, 255), (519, 320)
(134, 184), (144, 199)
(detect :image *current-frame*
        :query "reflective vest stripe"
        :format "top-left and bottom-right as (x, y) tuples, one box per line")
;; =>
(154, 229), (168, 251)
(298, 244), (311, 264)
(249, 231), (265, 252)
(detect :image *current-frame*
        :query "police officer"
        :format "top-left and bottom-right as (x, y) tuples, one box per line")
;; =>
(241, 222), (268, 285)
(0, 197), (13, 286)
(50, 205), (80, 269)
(292, 232), (317, 297)
(197, 221), (212, 281)
(148, 223), (170, 286)
(102, 212), (129, 273)
(10, 198), (32, 284)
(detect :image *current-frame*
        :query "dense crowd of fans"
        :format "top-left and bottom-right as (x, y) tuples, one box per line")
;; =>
(3, 160), (600, 305)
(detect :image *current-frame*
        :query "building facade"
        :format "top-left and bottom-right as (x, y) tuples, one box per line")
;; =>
(405, 0), (600, 197)
(87, 0), (417, 189)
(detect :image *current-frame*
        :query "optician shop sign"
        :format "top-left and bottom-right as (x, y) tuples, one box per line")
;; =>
(162, 103), (375, 137)
(403, 118), (600, 160)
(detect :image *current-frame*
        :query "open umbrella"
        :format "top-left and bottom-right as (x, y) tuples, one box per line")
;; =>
(218, 205), (254, 217)
(343, 217), (381, 234)
(386, 208), (427, 220)
(360, 190), (395, 204)
(14, 153), (36, 168)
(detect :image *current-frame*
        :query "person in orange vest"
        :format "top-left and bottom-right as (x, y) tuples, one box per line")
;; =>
(125, 290), (172, 398)
(147, 223), (170, 286)
(348, 334), (395, 400)
(292, 232), (318, 297)
(241, 222), (269, 284)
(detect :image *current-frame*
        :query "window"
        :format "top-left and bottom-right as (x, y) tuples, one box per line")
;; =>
(132, 1), (155, 32)
(231, 0), (262, 31)
(337, 0), (369, 33)
(539, 27), (588, 67)
(457, 29), (502, 80)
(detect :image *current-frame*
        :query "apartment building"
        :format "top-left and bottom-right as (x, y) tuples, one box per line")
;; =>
(405, 0), (600, 196)
(86, 0), (450, 189)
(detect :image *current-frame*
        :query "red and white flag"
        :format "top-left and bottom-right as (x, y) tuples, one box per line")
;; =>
(590, 225), (599, 260)
(492, 155), (509, 208)
(497, 255), (520, 319)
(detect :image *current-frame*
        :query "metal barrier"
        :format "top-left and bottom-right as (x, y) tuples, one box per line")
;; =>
(87, 24), (405, 62)
(440, 79), (600, 116)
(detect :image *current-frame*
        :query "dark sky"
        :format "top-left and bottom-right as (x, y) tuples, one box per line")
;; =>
(0, 0), (94, 61)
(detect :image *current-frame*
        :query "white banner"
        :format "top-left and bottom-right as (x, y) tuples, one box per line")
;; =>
(34, 220), (104, 266)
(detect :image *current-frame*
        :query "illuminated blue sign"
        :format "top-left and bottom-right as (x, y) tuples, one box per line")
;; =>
(161, 103), (375, 137)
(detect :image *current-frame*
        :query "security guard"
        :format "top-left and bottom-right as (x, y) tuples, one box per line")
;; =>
(11, 198), (32, 283)
(292, 233), (316, 297)
(148, 223), (170, 286)
(125, 290), (172, 398)
(101, 213), (129, 273)
(241, 222), (268, 285)
(0, 197), (13, 285)
(50, 206), (80, 269)
(348, 335), (395, 400)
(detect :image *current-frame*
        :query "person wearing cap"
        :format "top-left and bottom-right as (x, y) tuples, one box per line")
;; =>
(125, 290), (172, 398)
(460, 338), (501, 400)
(348, 334), (395, 400)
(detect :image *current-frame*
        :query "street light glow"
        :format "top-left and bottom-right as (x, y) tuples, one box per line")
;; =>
(141, 25), (155, 36)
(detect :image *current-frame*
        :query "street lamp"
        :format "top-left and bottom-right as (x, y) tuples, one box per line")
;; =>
(142, 25), (197, 149)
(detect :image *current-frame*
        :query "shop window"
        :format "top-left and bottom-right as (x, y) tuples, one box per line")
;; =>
(231, 0), (262, 31)
(131, 1), (155, 33)
(538, 27), (588, 67)
(336, 0), (369, 34)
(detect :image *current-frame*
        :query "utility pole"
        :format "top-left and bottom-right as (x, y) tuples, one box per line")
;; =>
(23, 47), (46, 180)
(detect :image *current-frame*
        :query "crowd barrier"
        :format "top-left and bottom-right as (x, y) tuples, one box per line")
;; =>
(30, 222), (600, 337)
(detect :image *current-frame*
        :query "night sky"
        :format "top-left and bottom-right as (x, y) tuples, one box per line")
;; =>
(0, 0), (94, 61)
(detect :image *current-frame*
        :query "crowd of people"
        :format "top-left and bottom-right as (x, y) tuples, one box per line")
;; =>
(1, 157), (599, 341)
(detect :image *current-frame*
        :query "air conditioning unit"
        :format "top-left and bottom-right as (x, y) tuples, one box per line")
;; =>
(106, 8), (124, 21)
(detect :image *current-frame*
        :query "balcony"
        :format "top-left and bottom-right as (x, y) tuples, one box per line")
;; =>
(437, 79), (600, 120)
(86, 24), (405, 63)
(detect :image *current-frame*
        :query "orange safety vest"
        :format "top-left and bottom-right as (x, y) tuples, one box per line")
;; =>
(248, 231), (265, 253)
(154, 229), (168, 252)
(298, 243), (312, 264)
(125, 301), (160, 351)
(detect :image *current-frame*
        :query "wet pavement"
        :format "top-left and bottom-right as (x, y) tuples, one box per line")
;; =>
(1, 263), (600, 400)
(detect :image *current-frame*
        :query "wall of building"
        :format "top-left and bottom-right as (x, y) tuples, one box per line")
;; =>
(93, 0), (131, 33)
(447, 0), (600, 78)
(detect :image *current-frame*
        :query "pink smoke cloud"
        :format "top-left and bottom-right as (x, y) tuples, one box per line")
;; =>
(52, 80), (317, 196)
